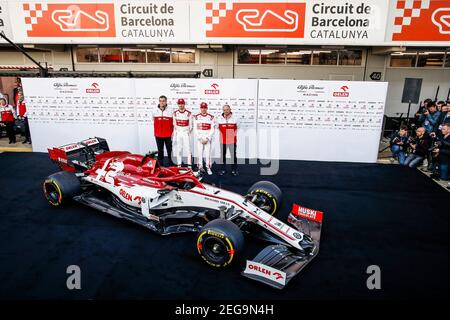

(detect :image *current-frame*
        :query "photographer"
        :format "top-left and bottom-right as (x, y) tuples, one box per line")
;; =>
(436, 101), (450, 136)
(390, 124), (409, 165)
(415, 98), (432, 125)
(430, 123), (450, 183)
(419, 102), (441, 134)
(403, 127), (431, 168)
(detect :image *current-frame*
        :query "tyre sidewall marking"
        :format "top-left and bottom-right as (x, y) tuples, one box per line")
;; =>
(197, 228), (235, 267)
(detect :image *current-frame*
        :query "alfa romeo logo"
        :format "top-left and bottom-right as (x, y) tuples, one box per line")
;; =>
(293, 232), (303, 240)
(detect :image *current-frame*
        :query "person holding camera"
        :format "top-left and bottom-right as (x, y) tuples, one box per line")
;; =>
(436, 102), (450, 135)
(415, 98), (432, 126)
(390, 124), (409, 165)
(403, 127), (431, 168)
(419, 102), (441, 134)
(430, 123), (450, 182)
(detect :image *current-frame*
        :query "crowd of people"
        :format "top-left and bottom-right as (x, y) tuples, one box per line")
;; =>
(390, 99), (450, 189)
(0, 78), (31, 145)
(152, 95), (239, 176)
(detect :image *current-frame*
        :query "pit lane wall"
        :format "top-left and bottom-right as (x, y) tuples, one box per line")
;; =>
(21, 78), (387, 163)
(0, 0), (449, 46)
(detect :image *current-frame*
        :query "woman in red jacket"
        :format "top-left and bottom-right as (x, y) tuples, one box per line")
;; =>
(0, 97), (17, 144)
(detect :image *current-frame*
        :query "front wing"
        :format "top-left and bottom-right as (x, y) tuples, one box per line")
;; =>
(242, 203), (323, 289)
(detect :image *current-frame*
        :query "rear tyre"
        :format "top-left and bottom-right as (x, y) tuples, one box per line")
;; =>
(247, 181), (282, 215)
(196, 219), (244, 267)
(43, 171), (81, 207)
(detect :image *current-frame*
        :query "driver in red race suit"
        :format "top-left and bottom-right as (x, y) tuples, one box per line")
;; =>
(152, 95), (174, 166)
(172, 98), (193, 168)
(194, 102), (214, 175)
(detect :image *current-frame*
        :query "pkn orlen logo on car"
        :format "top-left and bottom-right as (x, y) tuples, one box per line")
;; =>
(333, 86), (350, 97)
(23, 3), (116, 37)
(205, 2), (306, 38)
(86, 83), (100, 93)
(205, 83), (220, 94)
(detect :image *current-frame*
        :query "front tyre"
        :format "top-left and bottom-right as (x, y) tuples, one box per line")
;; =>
(43, 171), (81, 207)
(247, 181), (282, 215)
(196, 219), (244, 267)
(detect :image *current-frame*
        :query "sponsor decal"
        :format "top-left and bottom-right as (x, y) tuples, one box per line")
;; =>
(133, 195), (142, 205)
(296, 84), (326, 97)
(197, 123), (212, 130)
(86, 83), (100, 94)
(392, 0), (450, 41)
(61, 143), (82, 152)
(207, 230), (225, 238)
(204, 83), (220, 94)
(293, 232), (303, 240)
(119, 188), (132, 201)
(333, 85), (350, 97)
(243, 261), (286, 286)
(23, 3), (116, 37)
(291, 203), (324, 223)
(170, 82), (197, 94)
(205, 2), (306, 38)
(81, 138), (99, 145)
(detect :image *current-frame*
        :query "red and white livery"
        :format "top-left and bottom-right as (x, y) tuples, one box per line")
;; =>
(44, 137), (323, 290)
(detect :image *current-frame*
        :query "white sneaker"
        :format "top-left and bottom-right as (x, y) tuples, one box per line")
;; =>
(206, 167), (213, 175)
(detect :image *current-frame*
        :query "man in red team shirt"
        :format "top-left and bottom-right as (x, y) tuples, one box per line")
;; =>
(152, 95), (174, 166)
(217, 104), (239, 176)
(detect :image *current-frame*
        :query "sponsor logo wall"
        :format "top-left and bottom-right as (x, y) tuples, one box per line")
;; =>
(22, 78), (387, 163)
(257, 79), (387, 162)
(1, 0), (448, 45)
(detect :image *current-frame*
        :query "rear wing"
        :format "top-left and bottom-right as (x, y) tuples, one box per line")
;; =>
(242, 203), (323, 289)
(48, 137), (109, 172)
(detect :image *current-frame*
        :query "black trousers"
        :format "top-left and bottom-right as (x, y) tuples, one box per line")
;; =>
(221, 143), (237, 171)
(24, 117), (30, 141)
(5, 122), (15, 143)
(156, 137), (173, 166)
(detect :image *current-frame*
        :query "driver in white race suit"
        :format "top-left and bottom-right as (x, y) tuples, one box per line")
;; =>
(172, 98), (193, 167)
(194, 102), (214, 175)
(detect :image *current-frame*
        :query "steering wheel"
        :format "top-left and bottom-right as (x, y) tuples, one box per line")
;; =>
(141, 151), (158, 165)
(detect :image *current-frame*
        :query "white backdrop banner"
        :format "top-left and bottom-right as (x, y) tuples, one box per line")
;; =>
(257, 80), (387, 162)
(22, 78), (387, 163)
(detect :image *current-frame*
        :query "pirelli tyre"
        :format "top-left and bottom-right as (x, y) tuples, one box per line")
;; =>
(43, 171), (81, 207)
(247, 181), (282, 215)
(196, 219), (244, 268)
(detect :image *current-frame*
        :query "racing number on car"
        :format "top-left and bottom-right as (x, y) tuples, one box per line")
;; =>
(95, 159), (123, 185)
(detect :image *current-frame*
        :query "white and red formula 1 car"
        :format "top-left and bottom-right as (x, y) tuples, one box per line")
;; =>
(43, 137), (323, 289)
